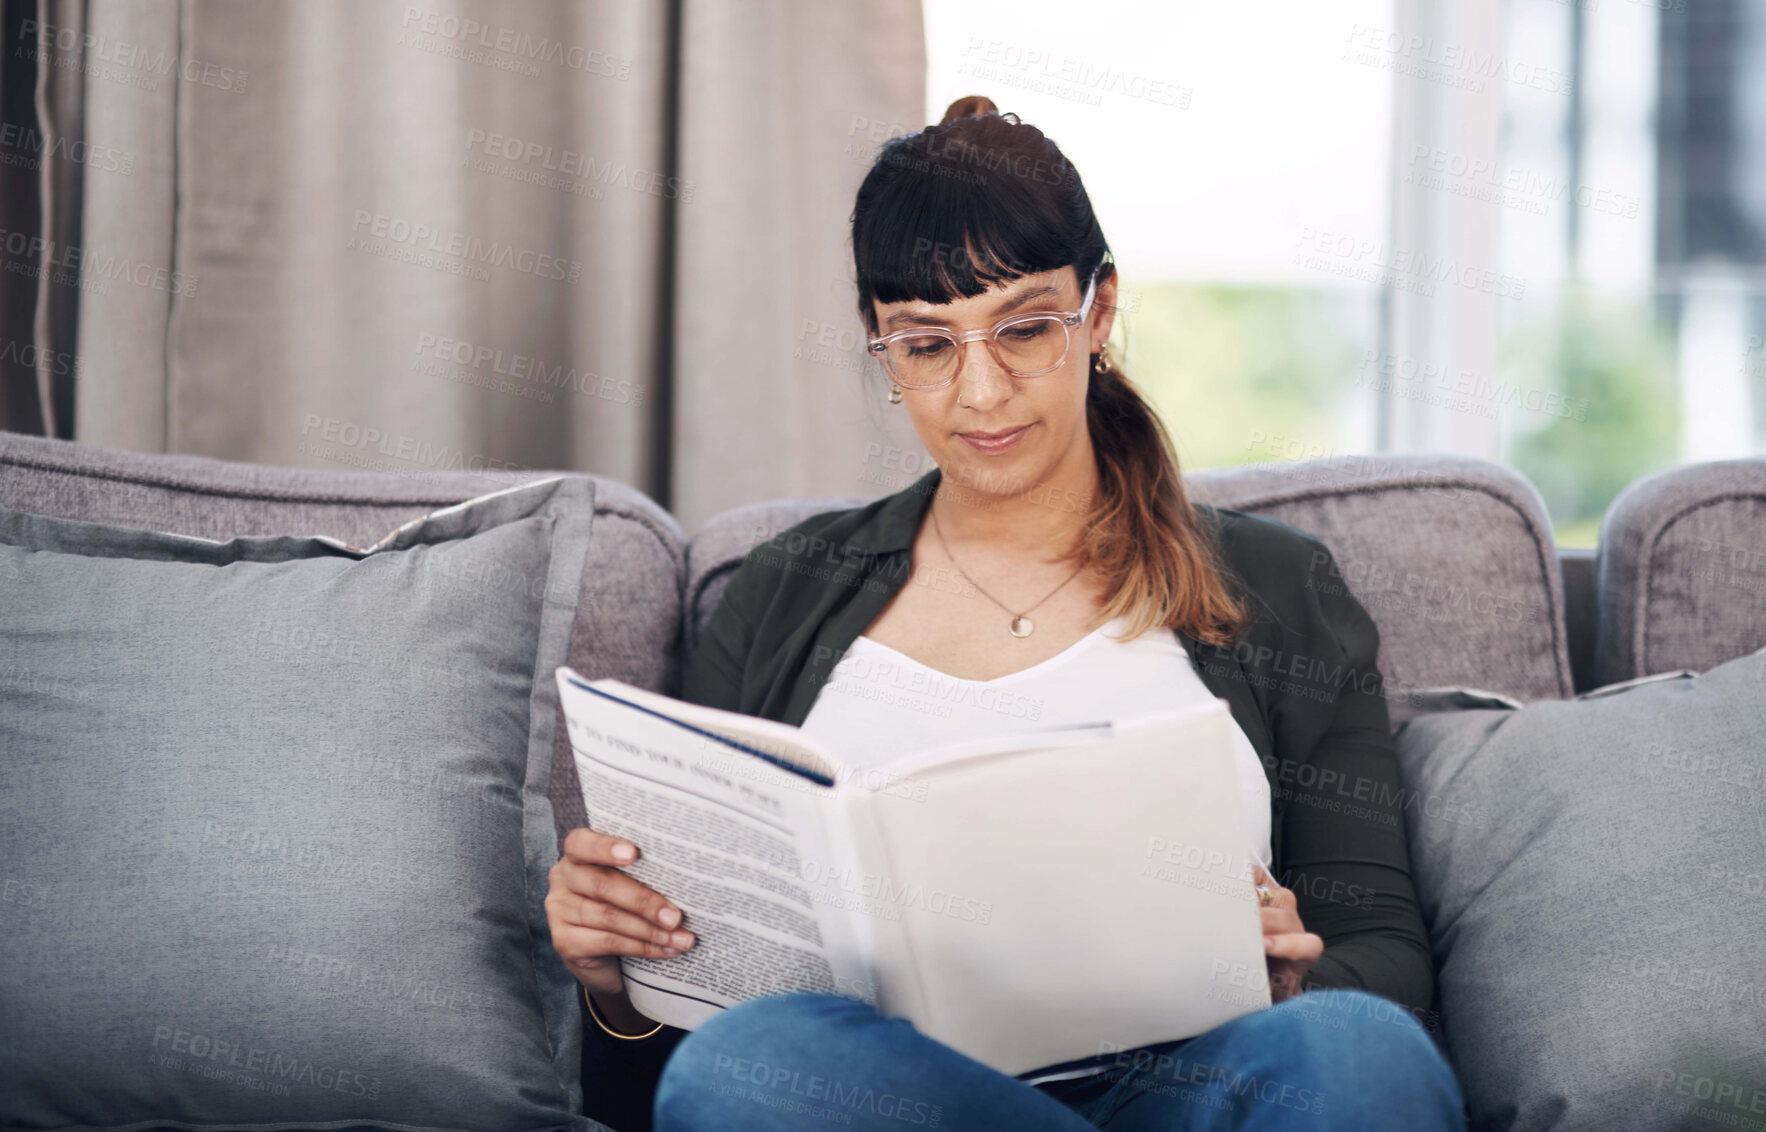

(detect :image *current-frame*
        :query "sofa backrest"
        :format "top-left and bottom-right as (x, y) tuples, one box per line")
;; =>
(685, 454), (1575, 706)
(36, 432), (1761, 815)
(0, 431), (683, 842)
(1595, 457), (1766, 686)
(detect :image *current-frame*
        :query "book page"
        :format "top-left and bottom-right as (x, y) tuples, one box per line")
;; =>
(846, 701), (1271, 1077)
(556, 672), (875, 1028)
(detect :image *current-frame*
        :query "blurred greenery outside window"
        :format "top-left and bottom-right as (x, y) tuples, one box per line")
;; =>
(1120, 285), (1680, 549)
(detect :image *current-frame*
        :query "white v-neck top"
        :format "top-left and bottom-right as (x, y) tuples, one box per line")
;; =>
(799, 616), (1272, 869)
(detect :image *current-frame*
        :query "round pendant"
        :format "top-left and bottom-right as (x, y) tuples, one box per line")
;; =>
(1009, 615), (1034, 638)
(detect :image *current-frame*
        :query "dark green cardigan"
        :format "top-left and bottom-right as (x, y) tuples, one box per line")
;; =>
(581, 466), (1436, 1128)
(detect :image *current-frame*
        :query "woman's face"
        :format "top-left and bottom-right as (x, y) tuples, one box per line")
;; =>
(870, 265), (1117, 501)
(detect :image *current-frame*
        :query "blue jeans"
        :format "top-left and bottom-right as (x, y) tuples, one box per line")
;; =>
(655, 989), (1466, 1130)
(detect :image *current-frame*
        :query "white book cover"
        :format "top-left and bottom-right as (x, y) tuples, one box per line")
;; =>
(555, 668), (1272, 1077)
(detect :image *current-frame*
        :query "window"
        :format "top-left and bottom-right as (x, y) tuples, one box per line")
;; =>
(923, 0), (1766, 547)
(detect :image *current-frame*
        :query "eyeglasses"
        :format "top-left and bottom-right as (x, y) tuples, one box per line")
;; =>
(867, 273), (1098, 391)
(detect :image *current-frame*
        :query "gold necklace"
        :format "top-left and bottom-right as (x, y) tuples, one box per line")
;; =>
(929, 491), (1085, 638)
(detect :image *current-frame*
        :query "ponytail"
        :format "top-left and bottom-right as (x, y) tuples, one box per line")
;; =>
(1080, 330), (1246, 646)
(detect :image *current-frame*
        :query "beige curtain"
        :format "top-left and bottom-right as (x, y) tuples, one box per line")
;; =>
(9, 0), (923, 529)
(672, 0), (928, 527)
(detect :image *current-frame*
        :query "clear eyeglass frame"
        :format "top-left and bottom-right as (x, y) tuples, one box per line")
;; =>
(867, 271), (1100, 391)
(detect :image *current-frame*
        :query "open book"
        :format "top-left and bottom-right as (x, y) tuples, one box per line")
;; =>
(555, 668), (1272, 1077)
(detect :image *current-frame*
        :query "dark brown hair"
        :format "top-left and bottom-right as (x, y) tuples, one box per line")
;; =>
(850, 95), (1245, 646)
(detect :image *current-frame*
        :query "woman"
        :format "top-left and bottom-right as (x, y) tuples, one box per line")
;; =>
(546, 96), (1467, 1130)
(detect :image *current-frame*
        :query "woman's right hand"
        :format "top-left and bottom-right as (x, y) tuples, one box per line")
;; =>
(546, 828), (696, 999)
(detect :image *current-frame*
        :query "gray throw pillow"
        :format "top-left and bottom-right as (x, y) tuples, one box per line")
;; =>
(1394, 650), (1766, 1132)
(0, 479), (607, 1130)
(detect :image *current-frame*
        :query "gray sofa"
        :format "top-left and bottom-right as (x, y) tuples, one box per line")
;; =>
(4, 429), (1764, 1130)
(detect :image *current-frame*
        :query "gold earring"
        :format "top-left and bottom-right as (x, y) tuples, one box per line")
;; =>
(1092, 350), (1112, 375)
(888, 384), (903, 404)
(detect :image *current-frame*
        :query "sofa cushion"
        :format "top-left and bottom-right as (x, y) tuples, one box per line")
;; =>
(1393, 651), (1766, 1132)
(684, 455), (1572, 706)
(0, 431), (683, 843)
(1594, 458), (1766, 686)
(0, 480), (606, 1129)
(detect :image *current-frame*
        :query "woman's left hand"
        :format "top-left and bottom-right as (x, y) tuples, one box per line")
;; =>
(1251, 862), (1324, 1003)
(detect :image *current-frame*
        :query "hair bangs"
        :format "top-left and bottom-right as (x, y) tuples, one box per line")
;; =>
(854, 136), (1078, 322)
